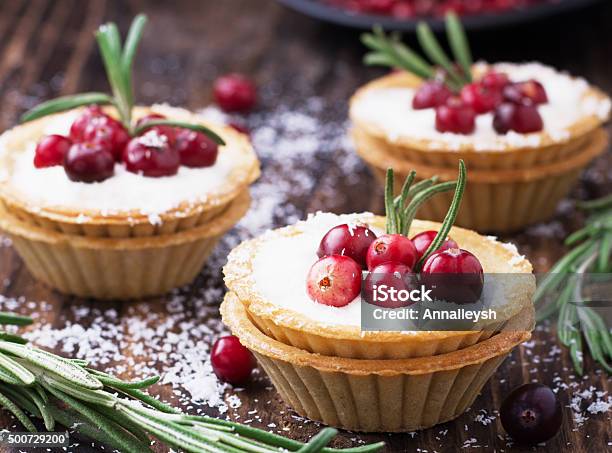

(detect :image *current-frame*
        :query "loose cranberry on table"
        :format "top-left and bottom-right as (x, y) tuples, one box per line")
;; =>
(503, 80), (548, 105)
(213, 73), (257, 113)
(421, 248), (484, 304)
(123, 131), (180, 177)
(34, 134), (72, 168)
(500, 383), (563, 445)
(64, 142), (115, 183)
(493, 102), (543, 134)
(410, 230), (458, 261)
(366, 233), (417, 271)
(211, 335), (255, 386)
(317, 223), (377, 268)
(136, 113), (177, 146)
(460, 82), (501, 114)
(412, 81), (452, 110)
(435, 97), (476, 134)
(175, 129), (219, 168)
(363, 262), (416, 308)
(306, 255), (362, 307)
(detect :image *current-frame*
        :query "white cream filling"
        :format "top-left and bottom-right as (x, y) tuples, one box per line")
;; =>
(250, 212), (527, 328)
(351, 62), (611, 151)
(2, 108), (241, 221)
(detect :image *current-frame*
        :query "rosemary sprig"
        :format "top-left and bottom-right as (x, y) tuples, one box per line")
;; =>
(19, 14), (225, 146)
(382, 160), (466, 266)
(362, 13), (473, 91)
(0, 313), (384, 452)
(535, 195), (612, 374)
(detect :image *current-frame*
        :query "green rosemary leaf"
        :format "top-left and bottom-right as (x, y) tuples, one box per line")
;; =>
(0, 341), (102, 389)
(0, 313), (32, 326)
(43, 375), (116, 407)
(95, 404), (152, 445)
(120, 387), (180, 414)
(19, 93), (115, 123)
(298, 428), (338, 452)
(0, 384), (41, 417)
(445, 13), (472, 82)
(406, 176), (438, 200)
(535, 279), (575, 323)
(90, 369), (160, 389)
(584, 330), (612, 373)
(416, 160), (466, 269)
(597, 232), (612, 272)
(134, 119), (226, 146)
(0, 389), (37, 432)
(395, 170), (416, 209)
(402, 181), (456, 237)
(0, 353), (36, 385)
(0, 331), (28, 344)
(564, 223), (598, 246)
(384, 169), (397, 234)
(389, 39), (435, 80)
(557, 300), (578, 346)
(121, 14), (147, 111)
(43, 384), (150, 453)
(20, 386), (55, 431)
(576, 193), (612, 211)
(0, 366), (26, 385)
(363, 51), (397, 68)
(416, 22), (464, 87)
(569, 333), (584, 375)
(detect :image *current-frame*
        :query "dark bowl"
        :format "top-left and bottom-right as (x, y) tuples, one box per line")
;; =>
(277, 0), (603, 32)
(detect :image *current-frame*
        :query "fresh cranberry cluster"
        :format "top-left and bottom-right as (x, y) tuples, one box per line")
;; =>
(33, 106), (219, 183)
(306, 223), (484, 308)
(414, 71), (548, 135)
(323, 0), (544, 18)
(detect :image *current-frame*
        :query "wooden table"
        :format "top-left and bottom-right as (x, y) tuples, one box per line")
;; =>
(0, 1), (610, 451)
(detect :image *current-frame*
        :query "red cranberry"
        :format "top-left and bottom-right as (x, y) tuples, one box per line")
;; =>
(213, 73), (257, 113)
(460, 82), (502, 114)
(412, 81), (452, 110)
(136, 113), (177, 146)
(500, 384), (563, 445)
(211, 335), (255, 386)
(81, 115), (130, 161)
(34, 135), (72, 168)
(435, 98), (476, 134)
(364, 262), (416, 308)
(493, 103), (543, 134)
(306, 255), (362, 307)
(480, 71), (510, 92)
(410, 230), (458, 261)
(421, 248), (484, 304)
(69, 105), (105, 141)
(366, 234), (418, 271)
(123, 131), (180, 177)
(175, 129), (219, 168)
(317, 224), (377, 268)
(64, 142), (115, 183)
(503, 80), (548, 105)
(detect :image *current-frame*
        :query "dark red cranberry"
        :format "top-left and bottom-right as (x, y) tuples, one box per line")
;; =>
(500, 384), (563, 445)
(123, 131), (180, 177)
(69, 105), (105, 141)
(227, 121), (250, 136)
(366, 234), (418, 271)
(503, 80), (548, 105)
(317, 224), (377, 268)
(421, 248), (484, 304)
(412, 81), (452, 110)
(34, 135), (72, 168)
(64, 142), (115, 183)
(81, 115), (130, 161)
(364, 262), (416, 308)
(493, 102), (543, 134)
(435, 98), (476, 134)
(211, 335), (255, 386)
(175, 129), (219, 168)
(136, 113), (177, 146)
(213, 73), (257, 113)
(480, 71), (510, 92)
(410, 230), (458, 261)
(306, 255), (362, 307)
(460, 82), (502, 114)
(391, 3), (415, 18)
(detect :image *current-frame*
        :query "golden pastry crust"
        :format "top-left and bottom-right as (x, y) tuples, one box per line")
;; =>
(224, 215), (535, 359)
(0, 105), (260, 237)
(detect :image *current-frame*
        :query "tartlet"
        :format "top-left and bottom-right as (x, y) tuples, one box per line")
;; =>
(350, 61), (610, 231)
(0, 105), (259, 238)
(221, 291), (534, 432)
(224, 212), (535, 359)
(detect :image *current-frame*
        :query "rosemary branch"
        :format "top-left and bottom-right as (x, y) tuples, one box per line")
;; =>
(362, 13), (472, 92)
(535, 195), (612, 374)
(0, 314), (384, 452)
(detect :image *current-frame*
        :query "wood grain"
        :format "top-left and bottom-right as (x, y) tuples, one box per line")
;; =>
(0, 1), (611, 452)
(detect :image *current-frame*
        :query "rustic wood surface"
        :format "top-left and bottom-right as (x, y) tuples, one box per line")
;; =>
(0, 0), (611, 452)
